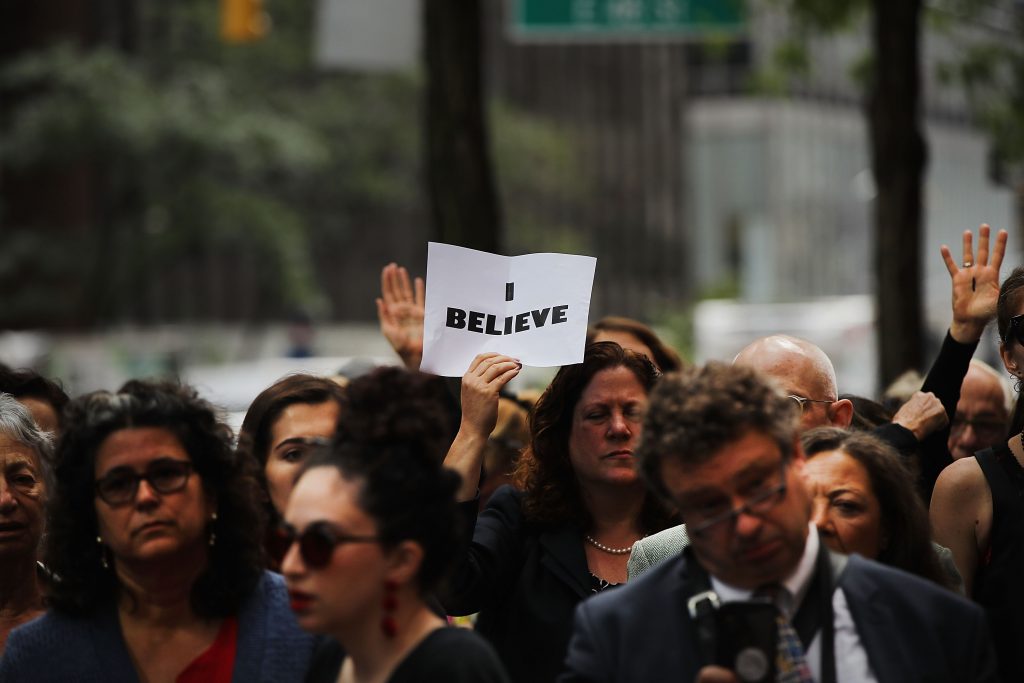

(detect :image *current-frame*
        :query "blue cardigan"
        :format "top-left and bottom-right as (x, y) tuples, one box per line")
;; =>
(0, 571), (316, 683)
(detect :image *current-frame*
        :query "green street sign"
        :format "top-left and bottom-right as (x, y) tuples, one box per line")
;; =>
(512, 0), (745, 40)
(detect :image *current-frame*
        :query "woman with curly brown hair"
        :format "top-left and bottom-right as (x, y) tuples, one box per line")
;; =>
(441, 342), (678, 683)
(0, 380), (317, 682)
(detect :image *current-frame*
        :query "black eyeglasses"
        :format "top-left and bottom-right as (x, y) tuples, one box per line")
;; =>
(951, 415), (1006, 440)
(682, 465), (789, 537)
(787, 395), (834, 413)
(94, 458), (194, 506)
(1009, 314), (1024, 347)
(270, 521), (380, 569)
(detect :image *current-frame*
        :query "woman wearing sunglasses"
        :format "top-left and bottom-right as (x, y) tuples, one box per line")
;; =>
(238, 374), (346, 569)
(932, 262), (1024, 683)
(0, 380), (316, 682)
(279, 367), (509, 683)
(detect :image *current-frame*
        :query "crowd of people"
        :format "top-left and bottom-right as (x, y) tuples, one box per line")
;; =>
(0, 224), (1018, 682)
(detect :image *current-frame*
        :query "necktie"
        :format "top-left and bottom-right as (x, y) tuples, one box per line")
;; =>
(755, 584), (814, 683)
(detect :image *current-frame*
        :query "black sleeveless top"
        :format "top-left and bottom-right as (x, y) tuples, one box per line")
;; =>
(974, 443), (1024, 683)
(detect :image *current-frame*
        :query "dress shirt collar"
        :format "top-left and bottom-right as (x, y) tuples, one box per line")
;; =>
(710, 524), (819, 616)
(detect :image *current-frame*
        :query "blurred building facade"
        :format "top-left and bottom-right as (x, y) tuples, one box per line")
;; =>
(2, 1), (1019, 393)
(484, 0), (1017, 333)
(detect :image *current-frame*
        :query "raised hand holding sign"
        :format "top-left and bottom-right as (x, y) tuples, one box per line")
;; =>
(419, 242), (597, 376)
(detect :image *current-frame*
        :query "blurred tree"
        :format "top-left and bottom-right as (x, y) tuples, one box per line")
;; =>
(0, 0), (95, 329)
(768, 0), (1024, 386)
(423, 0), (503, 252)
(0, 0), (588, 330)
(766, 0), (927, 387)
(0, 1), (413, 327)
(869, 0), (926, 389)
(935, 1), (1024, 242)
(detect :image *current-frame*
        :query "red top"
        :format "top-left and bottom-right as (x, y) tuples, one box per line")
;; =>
(177, 616), (238, 683)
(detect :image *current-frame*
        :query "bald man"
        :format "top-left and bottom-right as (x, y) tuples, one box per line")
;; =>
(733, 335), (855, 431)
(732, 334), (946, 443)
(948, 360), (1010, 461)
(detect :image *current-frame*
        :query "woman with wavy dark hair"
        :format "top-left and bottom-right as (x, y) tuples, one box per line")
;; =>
(801, 427), (954, 590)
(441, 342), (678, 683)
(279, 367), (509, 683)
(0, 379), (316, 682)
(238, 374), (346, 521)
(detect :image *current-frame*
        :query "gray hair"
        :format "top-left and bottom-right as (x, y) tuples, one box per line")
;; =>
(0, 392), (55, 493)
(968, 359), (1014, 415)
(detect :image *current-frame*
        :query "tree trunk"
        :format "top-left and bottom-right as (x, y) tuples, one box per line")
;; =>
(423, 0), (503, 253)
(0, 0), (96, 329)
(868, 0), (926, 388)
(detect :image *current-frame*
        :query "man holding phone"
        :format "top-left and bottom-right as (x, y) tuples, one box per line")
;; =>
(560, 363), (996, 683)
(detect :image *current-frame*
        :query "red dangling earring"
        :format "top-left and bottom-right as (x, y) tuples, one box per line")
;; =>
(381, 579), (398, 638)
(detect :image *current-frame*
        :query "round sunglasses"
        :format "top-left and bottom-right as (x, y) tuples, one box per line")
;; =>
(270, 521), (380, 568)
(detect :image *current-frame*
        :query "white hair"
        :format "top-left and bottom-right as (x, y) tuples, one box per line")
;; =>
(0, 392), (55, 492)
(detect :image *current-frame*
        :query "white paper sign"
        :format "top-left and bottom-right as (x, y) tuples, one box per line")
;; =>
(420, 242), (598, 377)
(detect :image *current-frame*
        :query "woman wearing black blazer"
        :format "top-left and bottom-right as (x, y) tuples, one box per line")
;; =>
(442, 342), (678, 683)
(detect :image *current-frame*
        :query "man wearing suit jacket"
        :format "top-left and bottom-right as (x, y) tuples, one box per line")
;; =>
(628, 333), (954, 580)
(561, 363), (997, 683)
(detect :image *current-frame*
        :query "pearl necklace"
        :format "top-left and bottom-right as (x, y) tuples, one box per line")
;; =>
(584, 534), (636, 555)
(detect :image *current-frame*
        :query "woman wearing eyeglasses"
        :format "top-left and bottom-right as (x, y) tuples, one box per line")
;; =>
(0, 380), (316, 683)
(279, 367), (509, 683)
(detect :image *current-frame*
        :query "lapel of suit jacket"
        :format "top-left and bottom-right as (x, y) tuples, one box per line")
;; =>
(839, 556), (909, 683)
(539, 526), (592, 598)
(672, 553), (709, 679)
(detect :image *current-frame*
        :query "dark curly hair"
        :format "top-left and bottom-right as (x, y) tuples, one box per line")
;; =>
(638, 362), (799, 503)
(297, 367), (462, 594)
(45, 379), (265, 617)
(237, 374), (346, 518)
(513, 341), (675, 532)
(0, 364), (70, 430)
(587, 316), (684, 372)
(801, 427), (951, 589)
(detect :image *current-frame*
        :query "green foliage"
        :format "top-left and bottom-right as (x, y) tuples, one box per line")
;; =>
(928, 2), (1024, 170)
(649, 277), (740, 364)
(752, 0), (870, 97)
(773, 38), (812, 75)
(0, 41), (332, 322)
(1, 0), (581, 327)
(491, 100), (592, 255)
(780, 0), (866, 32)
(849, 52), (874, 88)
(0, 0), (431, 325)
(1, 46), (328, 174)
